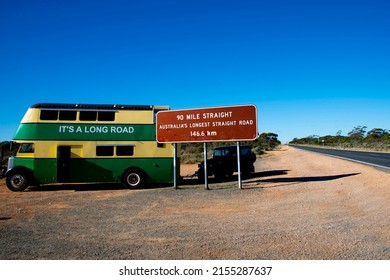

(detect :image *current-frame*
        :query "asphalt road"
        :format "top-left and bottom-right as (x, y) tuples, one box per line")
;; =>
(290, 145), (390, 171)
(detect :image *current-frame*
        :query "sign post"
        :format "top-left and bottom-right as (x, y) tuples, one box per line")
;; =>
(173, 143), (177, 189)
(236, 142), (242, 189)
(203, 143), (208, 190)
(156, 104), (258, 189)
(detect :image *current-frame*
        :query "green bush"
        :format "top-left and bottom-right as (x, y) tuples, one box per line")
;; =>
(290, 126), (390, 151)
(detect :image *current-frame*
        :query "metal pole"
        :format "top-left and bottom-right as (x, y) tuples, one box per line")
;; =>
(173, 143), (177, 189)
(204, 142), (209, 190)
(237, 141), (242, 189)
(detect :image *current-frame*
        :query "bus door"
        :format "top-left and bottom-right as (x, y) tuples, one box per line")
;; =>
(57, 146), (71, 183)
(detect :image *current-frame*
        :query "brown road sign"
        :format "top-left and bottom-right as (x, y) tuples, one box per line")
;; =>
(156, 104), (258, 143)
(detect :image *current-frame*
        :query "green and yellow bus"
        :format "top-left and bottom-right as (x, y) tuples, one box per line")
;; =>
(6, 103), (179, 191)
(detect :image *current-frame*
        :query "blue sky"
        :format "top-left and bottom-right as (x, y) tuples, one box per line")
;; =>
(1, 0), (389, 143)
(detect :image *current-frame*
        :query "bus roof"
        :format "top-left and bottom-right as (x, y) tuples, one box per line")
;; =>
(31, 103), (157, 111)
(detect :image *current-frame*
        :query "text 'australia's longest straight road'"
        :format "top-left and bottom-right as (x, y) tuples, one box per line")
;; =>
(156, 104), (258, 143)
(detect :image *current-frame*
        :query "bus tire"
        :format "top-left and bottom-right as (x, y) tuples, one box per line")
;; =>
(6, 169), (30, 192)
(122, 168), (145, 188)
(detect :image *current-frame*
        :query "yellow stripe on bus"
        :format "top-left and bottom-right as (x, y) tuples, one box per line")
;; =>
(28, 141), (174, 158)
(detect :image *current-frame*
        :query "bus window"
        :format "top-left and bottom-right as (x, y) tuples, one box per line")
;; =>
(98, 111), (115, 121)
(157, 143), (164, 148)
(116, 145), (134, 156)
(80, 111), (97, 121)
(59, 110), (77, 121)
(40, 110), (58, 120)
(96, 146), (114, 156)
(19, 143), (34, 153)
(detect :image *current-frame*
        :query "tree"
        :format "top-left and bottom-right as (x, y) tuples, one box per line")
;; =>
(347, 126), (367, 140)
(1, 141), (15, 165)
(257, 133), (281, 150)
(366, 128), (387, 139)
(290, 125), (390, 151)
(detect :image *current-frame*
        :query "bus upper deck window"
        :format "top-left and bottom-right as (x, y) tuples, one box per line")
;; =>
(19, 143), (34, 153)
(80, 111), (97, 121)
(59, 110), (77, 121)
(40, 110), (58, 120)
(98, 111), (115, 121)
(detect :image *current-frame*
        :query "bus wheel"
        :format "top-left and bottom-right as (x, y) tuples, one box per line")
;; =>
(6, 171), (30, 192)
(122, 169), (144, 188)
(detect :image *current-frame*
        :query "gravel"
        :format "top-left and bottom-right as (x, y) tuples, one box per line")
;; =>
(1, 145), (390, 260)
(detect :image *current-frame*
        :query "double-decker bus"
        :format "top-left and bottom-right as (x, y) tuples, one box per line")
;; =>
(6, 103), (178, 191)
